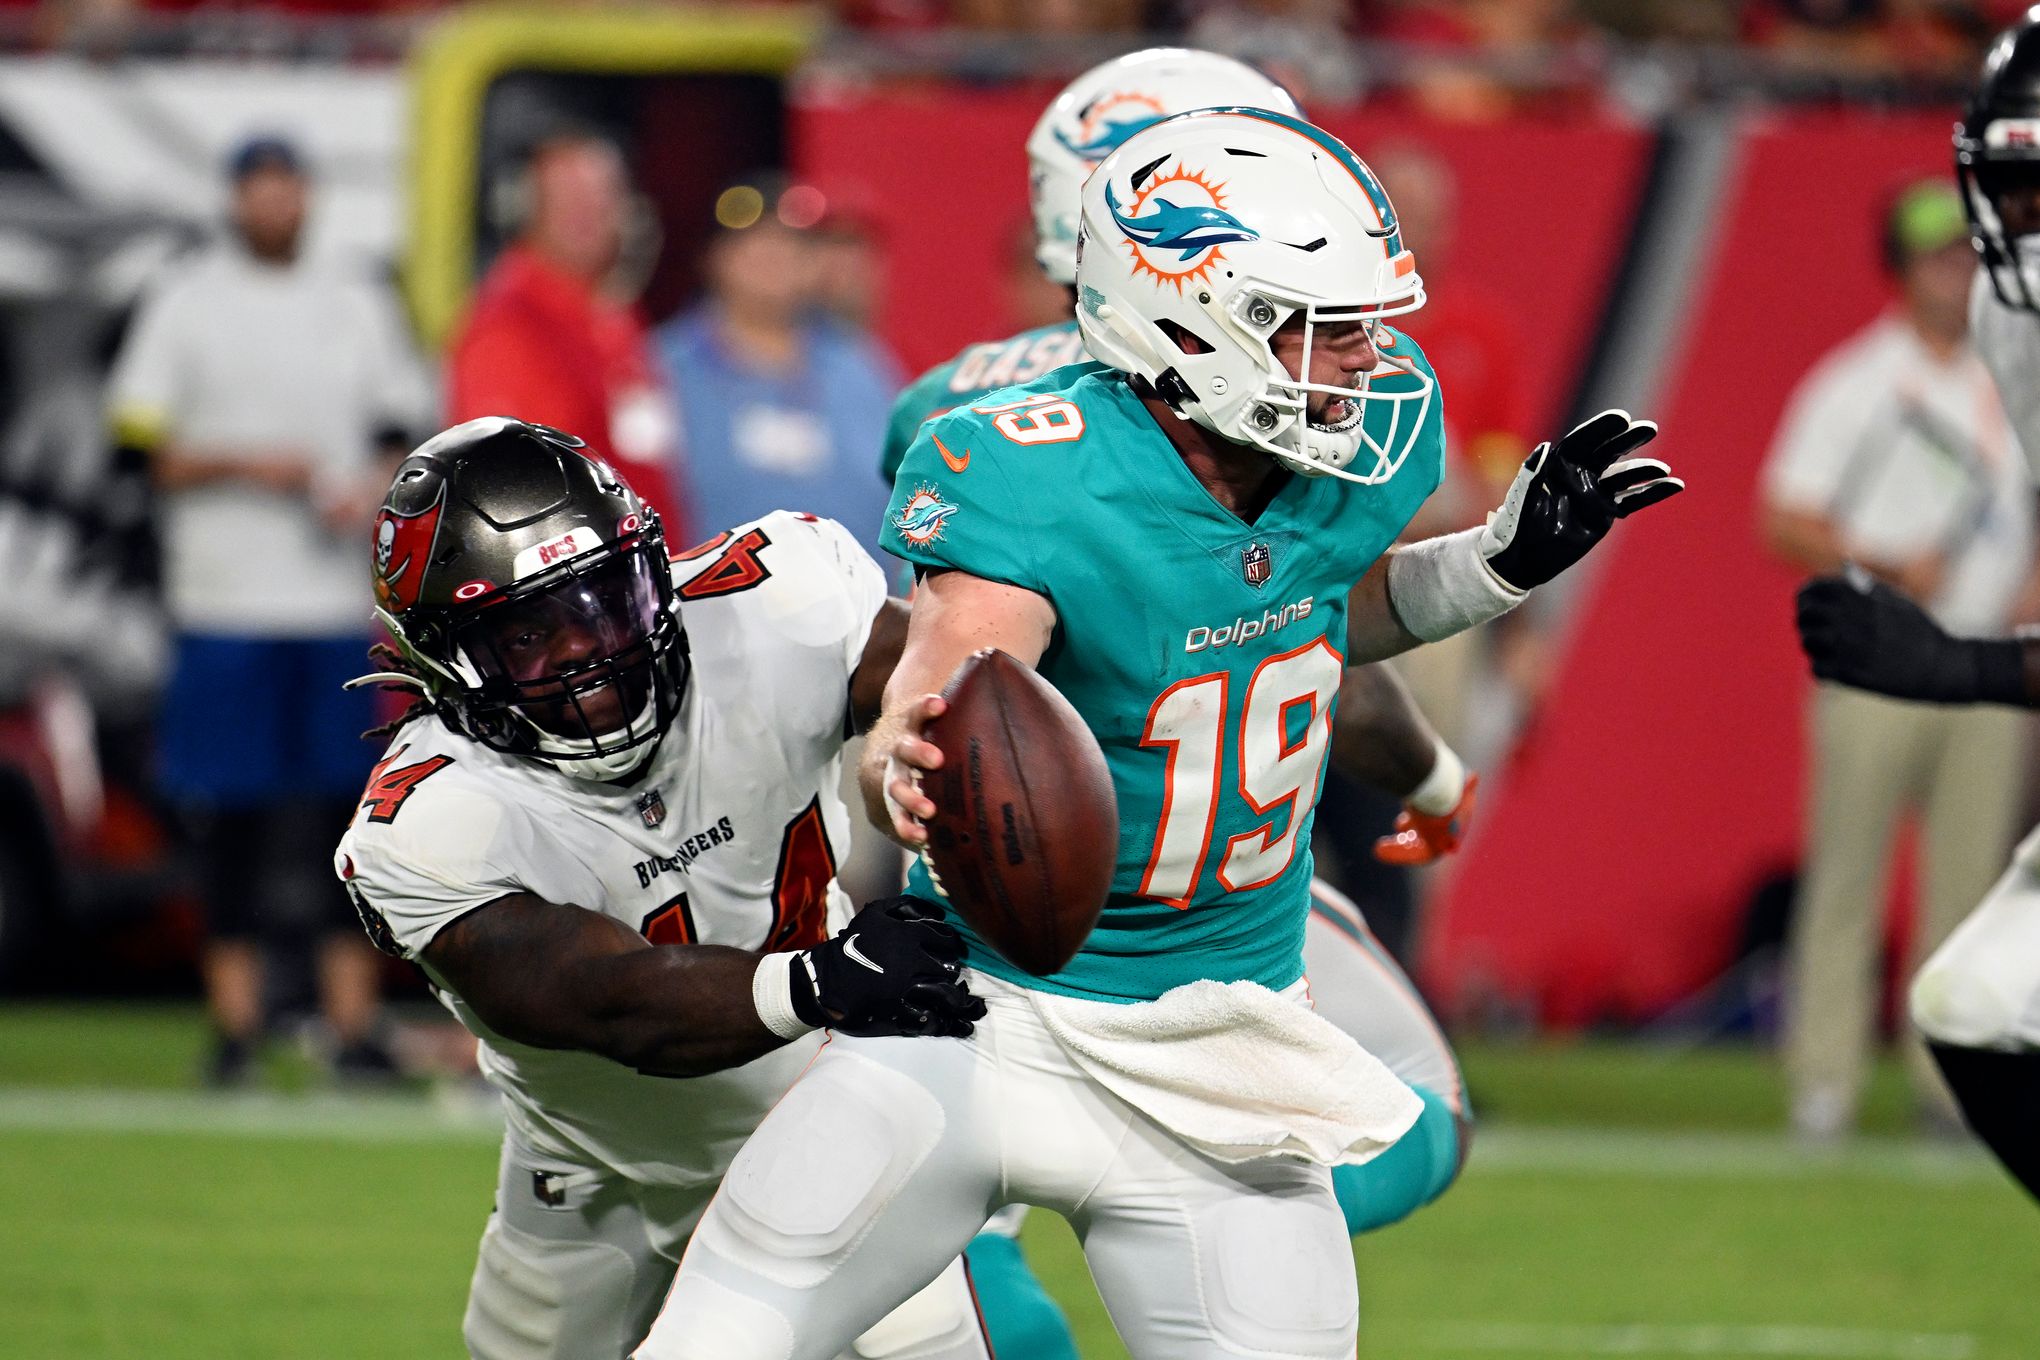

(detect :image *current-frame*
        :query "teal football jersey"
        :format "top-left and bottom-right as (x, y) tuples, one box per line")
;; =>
(881, 331), (1445, 1002)
(879, 321), (1088, 484)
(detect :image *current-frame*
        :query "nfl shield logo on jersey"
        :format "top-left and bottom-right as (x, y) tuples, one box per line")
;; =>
(636, 789), (667, 829)
(1241, 542), (1273, 587)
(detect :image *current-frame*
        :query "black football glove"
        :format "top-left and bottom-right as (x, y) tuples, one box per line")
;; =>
(1481, 409), (1684, 591)
(1795, 573), (2029, 706)
(788, 896), (986, 1039)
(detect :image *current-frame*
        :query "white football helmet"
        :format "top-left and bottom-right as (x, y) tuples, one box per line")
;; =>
(1026, 48), (1300, 287)
(1075, 107), (1433, 486)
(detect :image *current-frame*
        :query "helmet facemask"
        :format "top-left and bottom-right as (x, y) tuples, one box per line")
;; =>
(400, 534), (688, 782)
(1085, 260), (1434, 486)
(1221, 284), (1434, 485)
(1962, 147), (2040, 312)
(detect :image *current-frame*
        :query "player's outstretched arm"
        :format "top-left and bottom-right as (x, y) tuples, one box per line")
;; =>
(857, 569), (1057, 847)
(1356, 410), (1684, 663)
(423, 892), (982, 1076)
(1796, 573), (2040, 707)
(1328, 663), (1478, 866)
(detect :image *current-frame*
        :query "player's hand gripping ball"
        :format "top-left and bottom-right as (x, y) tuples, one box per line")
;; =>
(920, 649), (1118, 976)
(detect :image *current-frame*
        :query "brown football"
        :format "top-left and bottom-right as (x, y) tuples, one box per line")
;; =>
(920, 648), (1118, 976)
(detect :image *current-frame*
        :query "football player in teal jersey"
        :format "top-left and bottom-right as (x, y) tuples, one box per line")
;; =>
(638, 110), (1682, 1360)
(889, 55), (1484, 1357)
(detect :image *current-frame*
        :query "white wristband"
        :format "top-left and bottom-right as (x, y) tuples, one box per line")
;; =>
(751, 951), (816, 1041)
(1406, 743), (1467, 816)
(1387, 528), (1528, 643)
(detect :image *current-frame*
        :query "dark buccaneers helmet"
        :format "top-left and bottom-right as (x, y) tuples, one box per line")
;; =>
(362, 418), (687, 781)
(1959, 10), (2040, 311)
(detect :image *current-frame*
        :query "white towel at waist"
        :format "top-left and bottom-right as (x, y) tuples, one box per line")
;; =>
(998, 973), (1423, 1166)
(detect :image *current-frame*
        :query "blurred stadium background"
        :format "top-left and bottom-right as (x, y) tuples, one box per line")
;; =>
(2, 1), (2038, 1357)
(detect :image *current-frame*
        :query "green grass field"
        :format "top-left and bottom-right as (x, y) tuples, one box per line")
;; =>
(2, 1004), (2035, 1360)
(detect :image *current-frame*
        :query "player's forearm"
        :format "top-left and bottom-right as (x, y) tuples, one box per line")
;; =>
(1760, 504), (1850, 577)
(1796, 576), (2040, 707)
(558, 944), (791, 1077)
(1330, 663), (1442, 800)
(424, 895), (792, 1078)
(1922, 634), (2040, 707)
(1343, 556), (1426, 663)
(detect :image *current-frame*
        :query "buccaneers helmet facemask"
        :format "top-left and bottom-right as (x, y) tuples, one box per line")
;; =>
(362, 417), (689, 784)
(447, 544), (688, 775)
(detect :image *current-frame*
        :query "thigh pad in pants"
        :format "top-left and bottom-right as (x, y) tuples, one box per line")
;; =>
(701, 1046), (949, 1292)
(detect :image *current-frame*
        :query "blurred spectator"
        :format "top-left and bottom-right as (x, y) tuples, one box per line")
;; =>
(446, 131), (691, 534)
(1760, 180), (2036, 1141)
(104, 133), (429, 1086)
(1741, 0), (1990, 81)
(655, 176), (902, 566)
(811, 192), (889, 331)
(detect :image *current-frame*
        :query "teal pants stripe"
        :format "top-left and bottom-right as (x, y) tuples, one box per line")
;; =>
(1331, 1082), (1463, 1235)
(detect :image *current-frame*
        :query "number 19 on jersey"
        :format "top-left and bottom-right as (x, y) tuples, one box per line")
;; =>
(1136, 637), (1344, 908)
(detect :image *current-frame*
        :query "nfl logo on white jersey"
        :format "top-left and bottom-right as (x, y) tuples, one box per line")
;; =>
(636, 788), (667, 829)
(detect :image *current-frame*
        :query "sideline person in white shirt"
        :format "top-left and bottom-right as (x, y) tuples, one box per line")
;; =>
(104, 133), (433, 1086)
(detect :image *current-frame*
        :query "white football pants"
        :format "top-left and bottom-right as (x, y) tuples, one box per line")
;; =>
(1911, 820), (2040, 1051)
(635, 977), (1357, 1360)
(464, 1132), (990, 1360)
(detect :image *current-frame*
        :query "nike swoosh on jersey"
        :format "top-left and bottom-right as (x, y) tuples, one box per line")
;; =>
(842, 937), (885, 973)
(932, 433), (971, 473)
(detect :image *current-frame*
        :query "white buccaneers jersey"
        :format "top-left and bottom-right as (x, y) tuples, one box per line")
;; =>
(1970, 268), (2040, 484)
(335, 511), (887, 1186)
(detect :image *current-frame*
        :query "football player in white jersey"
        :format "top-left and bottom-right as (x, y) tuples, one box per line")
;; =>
(1795, 13), (2040, 1202)
(334, 418), (995, 1359)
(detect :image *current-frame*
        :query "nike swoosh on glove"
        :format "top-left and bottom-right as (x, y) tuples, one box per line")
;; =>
(1795, 573), (2028, 706)
(789, 895), (987, 1038)
(1481, 409), (1684, 592)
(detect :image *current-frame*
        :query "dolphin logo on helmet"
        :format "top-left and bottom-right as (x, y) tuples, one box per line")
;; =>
(1025, 49), (1301, 287)
(1106, 180), (1260, 260)
(1054, 112), (1167, 162)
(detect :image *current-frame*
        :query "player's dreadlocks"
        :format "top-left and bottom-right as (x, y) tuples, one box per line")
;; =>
(357, 642), (440, 740)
